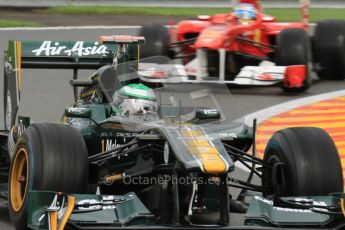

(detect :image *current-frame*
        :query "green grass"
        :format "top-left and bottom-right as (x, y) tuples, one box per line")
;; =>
(44, 6), (230, 16)
(0, 7), (340, 28)
(45, 6), (345, 22)
(268, 8), (345, 22)
(0, 20), (41, 27)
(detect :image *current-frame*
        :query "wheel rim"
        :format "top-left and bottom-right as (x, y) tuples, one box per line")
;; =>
(10, 147), (29, 213)
(265, 154), (286, 196)
(267, 154), (280, 165)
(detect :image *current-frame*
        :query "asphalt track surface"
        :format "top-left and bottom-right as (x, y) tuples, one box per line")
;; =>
(1, 27), (345, 229)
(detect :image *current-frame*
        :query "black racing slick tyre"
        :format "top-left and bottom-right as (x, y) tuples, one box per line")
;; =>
(313, 20), (345, 80)
(138, 24), (171, 58)
(263, 127), (343, 197)
(276, 28), (311, 92)
(8, 123), (88, 230)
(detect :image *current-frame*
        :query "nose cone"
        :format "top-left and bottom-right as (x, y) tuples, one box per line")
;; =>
(194, 26), (228, 49)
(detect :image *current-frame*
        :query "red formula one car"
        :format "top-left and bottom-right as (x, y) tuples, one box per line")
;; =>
(139, 0), (345, 92)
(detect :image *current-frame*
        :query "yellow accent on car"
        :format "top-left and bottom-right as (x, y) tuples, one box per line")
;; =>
(48, 211), (58, 230)
(105, 173), (123, 183)
(187, 146), (219, 155)
(179, 127), (227, 173)
(81, 89), (96, 98)
(16, 41), (22, 98)
(180, 129), (204, 137)
(58, 195), (76, 230)
(62, 116), (68, 123)
(199, 153), (226, 174)
(341, 198), (345, 217)
(186, 139), (210, 147)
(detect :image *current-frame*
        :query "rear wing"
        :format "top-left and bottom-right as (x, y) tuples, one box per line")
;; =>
(3, 37), (144, 130)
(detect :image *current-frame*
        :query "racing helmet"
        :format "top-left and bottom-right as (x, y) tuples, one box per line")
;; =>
(233, 3), (257, 21)
(112, 83), (157, 117)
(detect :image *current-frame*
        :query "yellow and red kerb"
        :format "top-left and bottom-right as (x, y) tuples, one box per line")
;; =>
(256, 96), (345, 186)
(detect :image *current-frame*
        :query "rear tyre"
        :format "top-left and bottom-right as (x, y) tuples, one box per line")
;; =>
(8, 123), (88, 230)
(276, 28), (311, 92)
(138, 24), (171, 58)
(263, 127), (343, 197)
(313, 20), (345, 80)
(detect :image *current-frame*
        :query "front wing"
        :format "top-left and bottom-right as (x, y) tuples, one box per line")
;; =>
(27, 190), (342, 230)
(138, 63), (294, 86)
(28, 191), (155, 230)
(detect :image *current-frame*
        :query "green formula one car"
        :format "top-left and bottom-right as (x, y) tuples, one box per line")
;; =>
(0, 35), (344, 230)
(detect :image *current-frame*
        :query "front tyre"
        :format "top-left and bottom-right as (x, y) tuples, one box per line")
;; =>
(263, 127), (343, 197)
(138, 24), (171, 58)
(8, 123), (88, 230)
(313, 20), (345, 80)
(276, 28), (311, 92)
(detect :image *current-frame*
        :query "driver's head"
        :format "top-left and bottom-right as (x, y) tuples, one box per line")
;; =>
(112, 83), (157, 117)
(233, 3), (257, 22)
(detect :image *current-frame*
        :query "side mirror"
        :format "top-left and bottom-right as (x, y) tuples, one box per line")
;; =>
(195, 108), (221, 120)
(64, 107), (92, 118)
